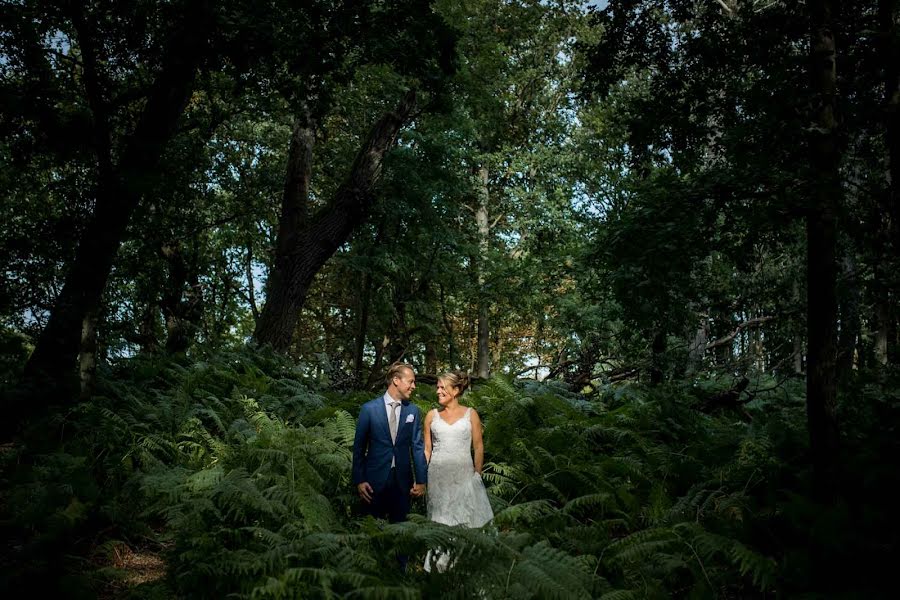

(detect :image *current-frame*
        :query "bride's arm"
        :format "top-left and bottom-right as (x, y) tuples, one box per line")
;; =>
(424, 409), (433, 463)
(471, 409), (484, 474)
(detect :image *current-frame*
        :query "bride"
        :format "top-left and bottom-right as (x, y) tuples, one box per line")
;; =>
(423, 371), (493, 570)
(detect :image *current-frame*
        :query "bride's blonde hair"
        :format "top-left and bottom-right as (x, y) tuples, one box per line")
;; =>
(439, 370), (470, 395)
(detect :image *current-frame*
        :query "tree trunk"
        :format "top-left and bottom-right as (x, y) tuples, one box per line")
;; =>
(475, 164), (491, 379)
(439, 283), (458, 367)
(160, 241), (202, 354)
(649, 329), (666, 385)
(794, 332), (805, 374)
(874, 299), (889, 365)
(793, 279), (805, 374)
(354, 270), (374, 385)
(882, 0), (900, 253)
(79, 307), (98, 400)
(425, 340), (438, 375)
(22, 0), (212, 389)
(365, 335), (389, 390)
(354, 223), (385, 385)
(245, 240), (259, 322)
(878, 0), (900, 365)
(837, 254), (861, 379)
(389, 288), (408, 364)
(686, 315), (709, 375)
(253, 91), (417, 351)
(138, 300), (160, 355)
(806, 0), (841, 495)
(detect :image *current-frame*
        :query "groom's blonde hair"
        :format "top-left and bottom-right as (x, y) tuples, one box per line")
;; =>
(385, 362), (415, 385)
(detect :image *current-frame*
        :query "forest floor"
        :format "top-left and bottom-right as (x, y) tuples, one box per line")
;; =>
(94, 540), (167, 599)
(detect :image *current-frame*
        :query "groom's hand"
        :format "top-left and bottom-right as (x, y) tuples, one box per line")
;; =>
(357, 482), (373, 503)
(410, 483), (426, 497)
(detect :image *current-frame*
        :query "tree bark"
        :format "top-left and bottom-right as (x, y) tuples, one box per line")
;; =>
(160, 241), (203, 354)
(806, 0), (841, 495)
(253, 90), (417, 351)
(686, 315), (709, 375)
(439, 283), (458, 366)
(837, 254), (861, 379)
(388, 288), (408, 364)
(365, 335), (389, 390)
(475, 164), (491, 379)
(793, 279), (805, 374)
(882, 0), (900, 257)
(877, 0), (900, 365)
(245, 240), (259, 322)
(874, 299), (889, 365)
(138, 300), (160, 355)
(425, 340), (438, 375)
(354, 270), (374, 385)
(22, 0), (212, 390)
(649, 329), (666, 385)
(79, 307), (98, 400)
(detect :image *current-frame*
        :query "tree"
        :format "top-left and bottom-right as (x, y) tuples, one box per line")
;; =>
(13, 1), (214, 396)
(805, 0), (841, 494)
(253, 90), (419, 350)
(251, 0), (456, 352)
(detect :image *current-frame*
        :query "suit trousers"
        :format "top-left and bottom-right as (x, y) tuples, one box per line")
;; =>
(364, 467), (410, 523)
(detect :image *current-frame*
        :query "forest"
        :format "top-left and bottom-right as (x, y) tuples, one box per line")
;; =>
(1, 0), (898, 598)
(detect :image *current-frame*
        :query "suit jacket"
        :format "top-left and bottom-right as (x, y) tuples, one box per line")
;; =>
(352, 396), (428, 492)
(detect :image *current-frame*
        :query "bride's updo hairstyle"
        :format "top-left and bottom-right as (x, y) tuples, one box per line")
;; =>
(440, 370), (470, 396)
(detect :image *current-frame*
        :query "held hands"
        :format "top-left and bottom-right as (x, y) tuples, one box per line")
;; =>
(359, 482), (425, 501)
(357, 482), (373, 503)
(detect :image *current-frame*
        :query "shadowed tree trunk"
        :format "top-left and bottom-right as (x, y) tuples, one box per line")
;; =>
(22, 0), (213, 394)
(245, 240), (260, 322)
(425, 340), (438, 375)
(837, 254), (861, 379)
(160, 241), (203, 354)
(686, 314), (709, 376)
(354, 270), (375, 385)
(882, 0), (900, 252)
(877, 0), (900, 365)
(78, 308), (98, 400)
(649, 329), (666, 385)
(439, 283), (458, 367)
(388, 287), (409, 364)
(793, 280), (805, 374)
(253, 105), (315, 349)
(254, 91), (417, 351)
(806, 0), (841, 496)
(475, 164), (491, 379)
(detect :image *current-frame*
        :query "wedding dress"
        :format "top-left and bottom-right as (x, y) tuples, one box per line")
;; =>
(425, 407), (494, 572)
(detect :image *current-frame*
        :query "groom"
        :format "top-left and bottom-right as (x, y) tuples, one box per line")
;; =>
(352, 363), (427, 523)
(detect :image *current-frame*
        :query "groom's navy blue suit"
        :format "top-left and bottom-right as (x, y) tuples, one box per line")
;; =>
(353, 396), (428, 523)
(352, 396), (428, 522)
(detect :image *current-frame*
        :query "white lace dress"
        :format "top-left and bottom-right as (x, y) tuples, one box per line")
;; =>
(425, 407), (494, 572)
(426, 407), (494, 527)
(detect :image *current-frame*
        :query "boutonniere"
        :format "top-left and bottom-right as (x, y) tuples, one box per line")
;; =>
(405, 414), (415, 423)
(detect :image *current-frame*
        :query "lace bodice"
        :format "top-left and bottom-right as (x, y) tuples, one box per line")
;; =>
(430, 407), (475, 468)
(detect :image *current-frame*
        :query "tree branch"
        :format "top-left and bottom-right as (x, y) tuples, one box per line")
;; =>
(705, 316), (774, 350)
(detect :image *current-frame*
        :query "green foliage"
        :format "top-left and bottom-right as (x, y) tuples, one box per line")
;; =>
(4, 350), (900, 597)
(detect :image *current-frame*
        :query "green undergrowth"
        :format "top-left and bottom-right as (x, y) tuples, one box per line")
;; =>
(1, 348), (898, 598)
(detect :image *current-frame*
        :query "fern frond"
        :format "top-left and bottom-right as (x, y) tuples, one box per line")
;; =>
(730, 540), (776, 590)
(493, 499), (557, 527)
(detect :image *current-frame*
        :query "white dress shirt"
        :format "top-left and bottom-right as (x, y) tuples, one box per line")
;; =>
(384, 392), (401, 467)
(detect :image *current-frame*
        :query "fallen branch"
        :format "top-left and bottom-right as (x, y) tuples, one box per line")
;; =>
(705, 316), (774, 350)
(698, 376), (752, 420)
